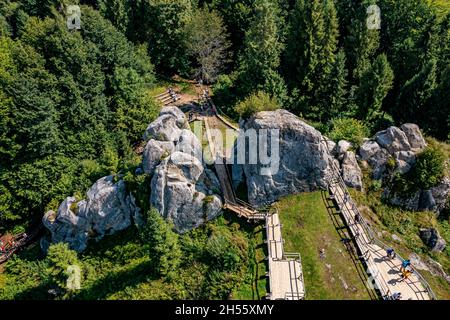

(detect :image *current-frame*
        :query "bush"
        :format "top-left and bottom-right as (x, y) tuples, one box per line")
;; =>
(328, 118), (370, 147)
(234, 91), (280, 119)
(412, 142), (446, 190)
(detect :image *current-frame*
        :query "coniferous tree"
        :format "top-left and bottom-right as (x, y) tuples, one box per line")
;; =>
(185, 7), (231, 83)
(285, 0), (340, 121)
(394, 59), (437, 126)
(236, 0), (287, 103)
(355, 54), (394, 122)
(326, 49), (349, 119)
(141, 208), (182, 278)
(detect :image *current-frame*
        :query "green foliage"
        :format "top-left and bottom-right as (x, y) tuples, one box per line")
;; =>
(234, 91), (280, 119)
(328, 118), (370, 147)
(46, 243), (81, 292)
(185, 6), (231, 83)
(413, 142), (446, 190)
(285, 0), (341, 121)
(0, 3), (158, 228)
(236, 0), (287, 103)
(355, 54), (394, 122)
(140, 208), (182, 278)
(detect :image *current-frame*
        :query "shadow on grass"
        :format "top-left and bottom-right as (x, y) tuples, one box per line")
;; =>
(74, 259), (156, 300)
(321, 191), (380, 300)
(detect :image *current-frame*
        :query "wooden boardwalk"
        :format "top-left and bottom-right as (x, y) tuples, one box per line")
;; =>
(204, 115), (264, 220)
(265, 212), (305, 300)
(327, 162), (435, 300)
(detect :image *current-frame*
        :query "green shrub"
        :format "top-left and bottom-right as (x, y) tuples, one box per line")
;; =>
(412, 142), (446, 189)
(234, 91), (280, 119)
(328, 118), (370, 147)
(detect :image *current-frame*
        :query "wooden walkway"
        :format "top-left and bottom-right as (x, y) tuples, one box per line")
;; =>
(265, 211), (305, 300)
(203, 113), (264, 220)
(327, 159), (436, 300)
(190, 86), (306, 299)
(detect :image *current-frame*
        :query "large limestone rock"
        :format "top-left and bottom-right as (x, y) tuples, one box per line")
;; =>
(142, 140), (175, 174)
(375, 126), (411, 154)
(358, 124), (427, 179)
(234, 110), (332, 207)
(401, 123), (427, 151)
(143, 106), (189, 142)
(431, 177), (450, 214)
(419, 228), (446, 252)
(337, 140), (352, 156)
(341, 151), (363, 190)
(42, 176), (140, 252)
(393, 151), (416, 174)
(150, 152), (222, 233)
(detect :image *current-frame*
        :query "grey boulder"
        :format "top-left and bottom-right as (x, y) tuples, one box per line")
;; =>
(375, 126), (411, 154)
(400, 123), (427, 151)
(419, 228), (446, 252)
(150, 151), (222, 233)
(42, 176), (139, 252)
(341, 151), (363, 190)
(142, 139), (175, 174)
(235, 109), (333, 207)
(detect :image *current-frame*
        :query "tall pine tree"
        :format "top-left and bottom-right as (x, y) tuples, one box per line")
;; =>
(236, 0), (287, 103)
(285, 0), (341, 121)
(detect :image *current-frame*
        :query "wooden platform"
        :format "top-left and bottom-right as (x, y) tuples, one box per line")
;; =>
(266, 212), (305, 300)
(329, 178), (434, 300)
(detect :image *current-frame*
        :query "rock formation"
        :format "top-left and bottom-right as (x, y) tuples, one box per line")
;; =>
(358, 123), (427, 180)
(150, 152), (222, 233)
(419, 228), (446, 252)
(42, 176), (140, 252)
(233, 109), (333, 207)
(43, 106), (222, 251)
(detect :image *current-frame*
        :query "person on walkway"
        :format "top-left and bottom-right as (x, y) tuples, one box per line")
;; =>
(343, 193), (349, 203)
(401, 268), (412, 281)
(386, 248), (396, 259)
(392, 292), (402, 300)
(400, 259), (411, 272)
(354, 213), (361, 224)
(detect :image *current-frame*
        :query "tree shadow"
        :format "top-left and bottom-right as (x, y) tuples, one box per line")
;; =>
(74, 259), (156, 300)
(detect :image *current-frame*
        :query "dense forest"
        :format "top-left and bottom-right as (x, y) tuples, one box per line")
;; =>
(0, 0), (449, 300)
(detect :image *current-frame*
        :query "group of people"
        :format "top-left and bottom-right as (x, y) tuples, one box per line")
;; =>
(0, 233), (27, 257)
(168, 87), (179, 102)
(0, 237), (15, 256)
(386, 248), (413, 279)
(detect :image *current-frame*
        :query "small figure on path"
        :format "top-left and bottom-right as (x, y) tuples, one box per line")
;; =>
(386, 248), (396, 259)
(400, 259), (411, 272)
(354, 213), (361, 224)
(401, 269), (412, 281)
(391, 292), (402, 300)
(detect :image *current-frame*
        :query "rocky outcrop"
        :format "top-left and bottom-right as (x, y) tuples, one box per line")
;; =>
(142, 140), (174, 174)
(143, 106), (189, 142)
(43, 105), (222, 251)
(419, 228), (446, 252)
(143, 108), (222, 232)
(150, 152), (222, 233)
(42, 176), (140, 252)
(341, 151), (363, 190)
(400, 123), (427, 151)
(336, 140), (352, 158)
(234, 110), (333, 207)
(359, 124), (427, 179)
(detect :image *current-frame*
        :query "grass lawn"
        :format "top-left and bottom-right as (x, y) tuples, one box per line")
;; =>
(231, 222), (268, 300)
(276, 192), (373, 300)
